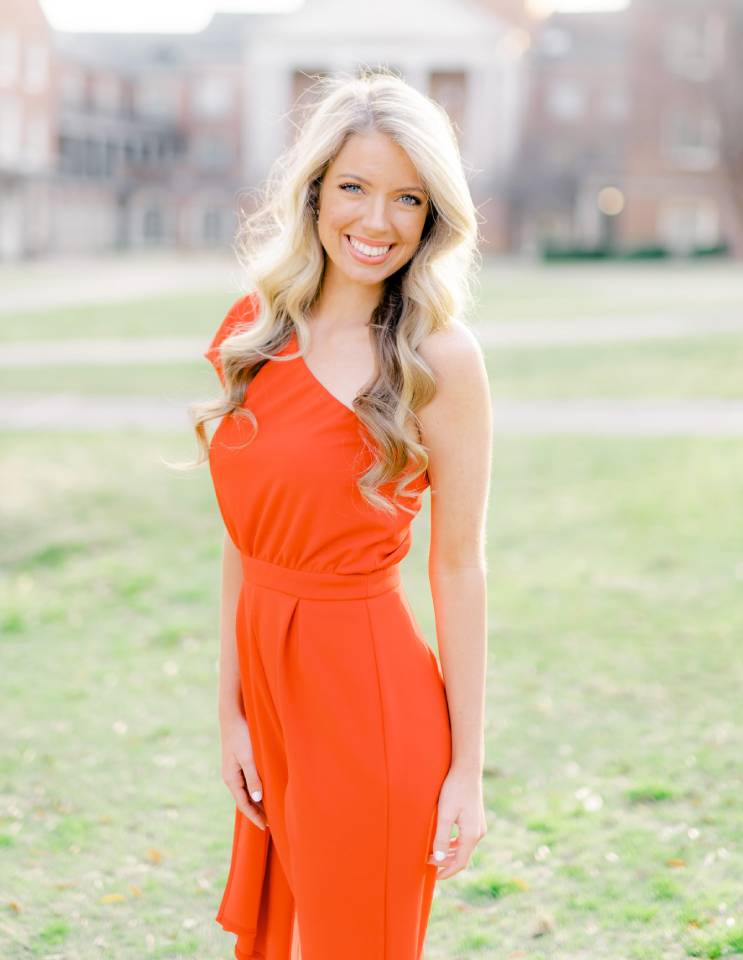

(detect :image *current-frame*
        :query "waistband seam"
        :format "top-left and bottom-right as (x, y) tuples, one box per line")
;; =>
(239, 554), (401, 600)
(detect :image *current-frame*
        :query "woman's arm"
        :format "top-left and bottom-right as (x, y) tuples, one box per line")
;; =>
(417, 320), (492, 879)
(217, 532), (267, 830)
(218, 532), (246, 728)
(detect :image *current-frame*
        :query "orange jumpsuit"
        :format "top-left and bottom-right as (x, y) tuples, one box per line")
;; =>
(204, 293), (452, 960)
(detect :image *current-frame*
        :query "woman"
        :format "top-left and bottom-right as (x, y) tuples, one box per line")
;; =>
(190, 68), (491, 960)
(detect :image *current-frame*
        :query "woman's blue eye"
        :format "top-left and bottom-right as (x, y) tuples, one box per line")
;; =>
(339, 183), (421, 206)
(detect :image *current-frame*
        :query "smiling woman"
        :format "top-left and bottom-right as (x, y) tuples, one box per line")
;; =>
(314, 132), (431, 284)
(180, 67), (491, 960)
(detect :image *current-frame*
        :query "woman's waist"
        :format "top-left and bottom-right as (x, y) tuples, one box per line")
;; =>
(239, 553), (402, 600)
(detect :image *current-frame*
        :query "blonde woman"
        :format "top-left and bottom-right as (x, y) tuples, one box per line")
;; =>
(191, 68), (491, 960)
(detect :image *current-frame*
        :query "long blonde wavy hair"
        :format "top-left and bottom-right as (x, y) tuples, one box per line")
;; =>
(185, 66), (480, 515)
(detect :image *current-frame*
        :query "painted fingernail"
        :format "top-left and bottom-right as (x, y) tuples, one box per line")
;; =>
(250, 790), (262, 802)
(434, 850), (446, 862)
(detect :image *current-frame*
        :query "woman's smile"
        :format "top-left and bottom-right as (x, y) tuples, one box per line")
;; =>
(344, 233), (396, 264)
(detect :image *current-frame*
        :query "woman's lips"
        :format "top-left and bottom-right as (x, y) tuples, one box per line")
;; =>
(344, 234), (395, 264)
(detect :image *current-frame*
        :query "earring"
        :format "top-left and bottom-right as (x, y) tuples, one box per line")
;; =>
(315, 206), (320, 222)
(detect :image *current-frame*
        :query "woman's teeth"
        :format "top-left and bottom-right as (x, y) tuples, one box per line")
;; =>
(347, 236), (391, 257)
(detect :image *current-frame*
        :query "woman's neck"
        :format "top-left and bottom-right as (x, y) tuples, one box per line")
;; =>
(309, 265), (382, 334)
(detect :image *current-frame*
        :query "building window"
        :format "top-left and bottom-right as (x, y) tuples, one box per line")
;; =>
(602, 87), (629, 123)
(539, 26), (573, 59)
(24, 114), (48, 168)
(93, 76), (122, 114)
(203, 208), (222, 246)
(0, 93), (21, 164)
(143, 207), (164, 244)
(0, 30), (20, 87)
(104, 141), (117, 177)
(663, 106), (720, 171)
(546, 79), (586, 122)
(192, 75), (234, 119)
(84, 139), (104, 177)
(134, 77), (179, 120)
(428, 71), (467, 140)
(657, 199), (720, 253)
(664, 13), (725, 81)
(192, 134), (233, 172)
(24, 42), (48, 95)
(60, 68), (85, 108)
(58, 135), (83, 176)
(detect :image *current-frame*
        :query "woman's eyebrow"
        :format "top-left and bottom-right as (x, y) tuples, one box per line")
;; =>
(334, 172), (426, 194)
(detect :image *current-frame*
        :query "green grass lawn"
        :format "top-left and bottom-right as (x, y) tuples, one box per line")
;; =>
(476, 258), (743, 323)
(2, 428), (741, 960)
(4, 327), (743, 400)
(3, 260), (743, 402)
(4, 330), (743, 401)
(2, 260), (743, 959)
(487, 332), (743, 400)
(2, 258), (743, 342)
(0, 291), (238, 341)
(1, 362), (220, 398)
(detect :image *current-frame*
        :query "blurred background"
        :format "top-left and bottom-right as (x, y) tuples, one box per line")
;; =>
(1, 2), (742, 959)
(1, 0), (742, 259)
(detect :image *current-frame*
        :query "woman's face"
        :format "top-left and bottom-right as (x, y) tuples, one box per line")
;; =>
(315, 129), (430, 289)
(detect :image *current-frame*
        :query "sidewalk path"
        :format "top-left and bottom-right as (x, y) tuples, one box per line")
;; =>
(3, 312), (743, 367)
(0, 252), (242, 314)
(2, 394), (742, 435)
(476, 314), (743, 346)
(2, 338), (212, 366)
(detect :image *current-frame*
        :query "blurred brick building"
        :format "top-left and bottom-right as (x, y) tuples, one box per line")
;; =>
(624, 0), (740, 256)
(0, 3), (247, 258)
(0, 0), (528, 260)
(239, 0), (529, 253)
(0, 0), (54, 257)
(509, 0), (742, 257)
(0, 0), (741, 260)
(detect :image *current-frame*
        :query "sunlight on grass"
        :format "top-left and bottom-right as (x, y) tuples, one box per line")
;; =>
(2, 428), (741, 958)
(3, 260), (743, 958)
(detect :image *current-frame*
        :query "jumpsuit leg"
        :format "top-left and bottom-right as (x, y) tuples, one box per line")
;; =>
(233, 585), (301, 960)
(234, 831), (295, 960)
(224, 561), (452, 960)
(250, 583), (451, 960)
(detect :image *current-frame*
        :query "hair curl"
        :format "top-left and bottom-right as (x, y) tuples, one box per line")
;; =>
(179, 66), (481, 516)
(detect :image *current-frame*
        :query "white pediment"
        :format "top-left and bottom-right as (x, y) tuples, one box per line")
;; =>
(255, 0), (509, 42)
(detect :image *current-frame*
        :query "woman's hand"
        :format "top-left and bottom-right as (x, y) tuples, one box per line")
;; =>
(427, 766), (487, 879)
(220, 714), (267, 831)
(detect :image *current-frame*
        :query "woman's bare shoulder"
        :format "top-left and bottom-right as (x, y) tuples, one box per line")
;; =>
(417, 318), (486, 388)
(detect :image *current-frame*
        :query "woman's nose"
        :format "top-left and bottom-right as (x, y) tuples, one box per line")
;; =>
(361, 196), (391, 233)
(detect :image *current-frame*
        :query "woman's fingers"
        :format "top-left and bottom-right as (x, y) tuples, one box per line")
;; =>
(436, 832), (477, 879)
(242, 767), (264, 807)
(220, 719), (268, 830)
(425, 772), (489, 879)
(225, 767), (267, 829)
(222, 754), (267, 830)
(429, 808), (455, 866)
(427, 835), (458, 867)
(240, 764), (268, 828)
